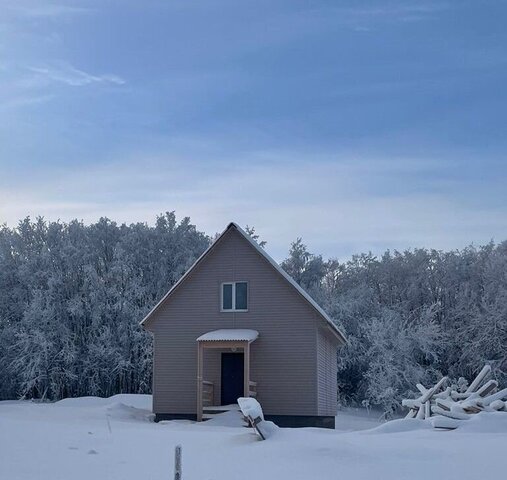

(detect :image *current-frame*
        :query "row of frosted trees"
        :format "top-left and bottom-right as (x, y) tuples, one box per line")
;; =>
(1, 213), (506, 415)
(282, 238), (507, 414)
(0, 213), (209, 400)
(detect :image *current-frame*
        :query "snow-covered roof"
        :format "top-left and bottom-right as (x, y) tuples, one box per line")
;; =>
(197, 329), (259, 343)
(140, 222), (346, 345)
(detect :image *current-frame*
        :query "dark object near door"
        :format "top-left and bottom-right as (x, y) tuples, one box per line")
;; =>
(221, 353), (244, 405)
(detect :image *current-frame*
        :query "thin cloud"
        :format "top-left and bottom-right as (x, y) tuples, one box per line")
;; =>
(27, 64), (126, 87)
(7, 3), (91, 18)
(334, 2), (449, 18)
(0, 94), (55, 111)
(329, 2), (450, 28)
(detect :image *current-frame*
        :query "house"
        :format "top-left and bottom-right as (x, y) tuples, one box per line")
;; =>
(141, 222), (346, 428)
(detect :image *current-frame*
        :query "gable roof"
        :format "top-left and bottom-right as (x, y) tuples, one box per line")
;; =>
(140, 222), (346, 344)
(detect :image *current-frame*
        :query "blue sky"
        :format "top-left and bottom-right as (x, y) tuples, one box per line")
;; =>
(1, 0), (506, 260)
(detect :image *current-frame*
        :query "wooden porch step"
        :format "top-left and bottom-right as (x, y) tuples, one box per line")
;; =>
(202, 413), (222, 420)
(203, 404), (239, 414)
(202, 403), (240, 420)
(202, 409), (230, 416)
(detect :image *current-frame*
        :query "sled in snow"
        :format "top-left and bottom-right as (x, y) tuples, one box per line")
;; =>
(238, 397), (278, 440)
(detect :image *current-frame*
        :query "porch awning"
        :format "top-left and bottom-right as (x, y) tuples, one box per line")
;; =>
(196, 329), (259, 343)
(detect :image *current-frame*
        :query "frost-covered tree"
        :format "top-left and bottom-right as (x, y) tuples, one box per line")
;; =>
(281, 239), (326, 295)
(0, 212), (209, 400)
(244, 226), (267, 248)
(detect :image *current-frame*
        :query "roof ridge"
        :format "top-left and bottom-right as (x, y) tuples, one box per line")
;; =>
(140, 222), (346, 344)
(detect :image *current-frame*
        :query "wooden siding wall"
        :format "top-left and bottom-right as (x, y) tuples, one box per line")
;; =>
(203, 349), (222, 406)
(149, 227), (330, 417)
(316, 328), (339, 416)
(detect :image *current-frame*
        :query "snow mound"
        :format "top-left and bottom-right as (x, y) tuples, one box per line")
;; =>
(457, 412), (507, 434)
(200, 410), (245, 428)
(107, 394), (152, 410)
(335, 407), (383, 431)
(367, 411), (507, 435)
(257, 420), (279, 438)
(55, 394), (152, 410)
(366, 418), (432, 434)
(55, 396), (112, 407)
(429, 416), (461, 430)
(106, 401), (153, 422)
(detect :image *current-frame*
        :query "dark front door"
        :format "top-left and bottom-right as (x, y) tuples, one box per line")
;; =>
(221, 353), (244, 405)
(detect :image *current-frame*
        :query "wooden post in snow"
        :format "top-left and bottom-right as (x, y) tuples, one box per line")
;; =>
(197, 342), (203, 422)
(174, 445), (182, 480)
(243, 341), (250, 398)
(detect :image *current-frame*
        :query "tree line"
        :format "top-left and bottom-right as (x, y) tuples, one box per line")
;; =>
(0, 213), (209, 400)
(282, 238), (507, 414)
(1, 213), (506, 414)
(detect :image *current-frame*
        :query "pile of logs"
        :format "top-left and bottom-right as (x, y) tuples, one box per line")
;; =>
(402, 365), (507, 428)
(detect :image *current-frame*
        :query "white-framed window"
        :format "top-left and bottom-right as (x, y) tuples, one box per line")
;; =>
(221, 281), (248, 312)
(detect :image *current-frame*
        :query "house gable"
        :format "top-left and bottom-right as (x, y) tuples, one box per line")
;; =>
(146, 226), (323, 415)
(141, 222), (346, 345)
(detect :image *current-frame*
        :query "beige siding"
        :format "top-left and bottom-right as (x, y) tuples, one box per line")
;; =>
(203, 348), (223, 406)
(317, 328), (339, 416)
(148, 227), (332, 417)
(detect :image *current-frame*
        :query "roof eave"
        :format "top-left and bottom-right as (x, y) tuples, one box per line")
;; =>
(140, 223), (235, 328)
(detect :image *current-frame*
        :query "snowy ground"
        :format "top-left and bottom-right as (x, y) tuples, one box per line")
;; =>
(1, 395), (507, 480)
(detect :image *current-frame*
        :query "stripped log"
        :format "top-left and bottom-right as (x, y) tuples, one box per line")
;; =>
(421, 376), (448, 403)
(416, 384), (429, 394)
(479, 388), (507, 407)
(434, 387), (452, 399)
(430, 416), (460, 430)
(489, 400), (505, 411)
(466, 365), (491, 393)
(405, 408), (417, 419)
(416, 403), (426, 419)
(431, 405), (470, 420)
(477, 380), (498, 397)
(424, 401), (431, 419)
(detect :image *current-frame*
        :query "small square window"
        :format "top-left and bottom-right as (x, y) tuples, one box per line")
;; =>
(221, 282), (248, 311)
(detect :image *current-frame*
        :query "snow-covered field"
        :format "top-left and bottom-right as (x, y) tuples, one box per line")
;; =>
(1, 395), (506, 480)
